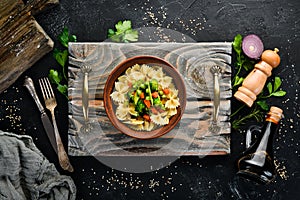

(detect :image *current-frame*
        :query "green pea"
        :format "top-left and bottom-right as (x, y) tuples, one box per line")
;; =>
(136, 89), (142, 95)
(140, 83), (146, 89)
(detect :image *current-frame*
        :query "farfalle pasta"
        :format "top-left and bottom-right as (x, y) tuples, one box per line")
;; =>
(110, 64), (180, 131)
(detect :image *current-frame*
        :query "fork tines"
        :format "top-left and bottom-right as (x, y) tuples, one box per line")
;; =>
(39, 77), (55, 100)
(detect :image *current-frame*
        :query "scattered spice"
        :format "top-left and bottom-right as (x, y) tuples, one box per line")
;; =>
(0, 87), (26, 133)
(274, 159), (289, 180)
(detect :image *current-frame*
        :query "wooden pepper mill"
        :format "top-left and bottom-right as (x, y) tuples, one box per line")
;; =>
(234, 48), (280, 107)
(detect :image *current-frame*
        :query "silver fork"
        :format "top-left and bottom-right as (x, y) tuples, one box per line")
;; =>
(39, 77), (74, 172)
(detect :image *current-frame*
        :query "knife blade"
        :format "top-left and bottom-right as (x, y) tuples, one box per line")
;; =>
(24, 76), (57, 153)
(40, 112), (58, 152)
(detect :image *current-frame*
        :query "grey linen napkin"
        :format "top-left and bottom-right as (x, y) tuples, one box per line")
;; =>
(0, 130), (76, 200)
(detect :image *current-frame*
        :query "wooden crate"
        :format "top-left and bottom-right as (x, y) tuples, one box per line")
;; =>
(0, 0), (58, 93)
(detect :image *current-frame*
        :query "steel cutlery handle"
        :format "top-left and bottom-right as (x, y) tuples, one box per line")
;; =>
(82, 71), (89, 122)
(51, 111), (74, 172)
(81, 65), (92, 124)
(210, 66), (221, 124)
(24, 76), (45, 113)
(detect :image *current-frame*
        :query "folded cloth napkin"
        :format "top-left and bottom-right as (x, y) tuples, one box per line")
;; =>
(0, 130), (76, 200)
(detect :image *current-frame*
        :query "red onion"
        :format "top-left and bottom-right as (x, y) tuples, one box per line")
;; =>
(242, 34), (264, 60)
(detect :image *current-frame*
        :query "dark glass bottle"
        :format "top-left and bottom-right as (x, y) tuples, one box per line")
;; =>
(237, 106), (283, 184)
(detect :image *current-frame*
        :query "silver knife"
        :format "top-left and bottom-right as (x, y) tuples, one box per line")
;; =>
(24, 76), (58, 153)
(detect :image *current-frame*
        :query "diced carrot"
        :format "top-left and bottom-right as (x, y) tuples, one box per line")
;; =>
(140, 92), (145, 99)
(163, 88), (170, 95)
(128, 82), (132, 87)
(143, 114), (151, 121)
(152, 91), (159, 98)
(144, 100), (151, 108)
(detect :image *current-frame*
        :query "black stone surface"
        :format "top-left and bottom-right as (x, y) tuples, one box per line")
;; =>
(0, 0), (299, 199)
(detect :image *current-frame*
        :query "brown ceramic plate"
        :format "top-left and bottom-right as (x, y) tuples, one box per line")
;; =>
(103, 55), (186, 139)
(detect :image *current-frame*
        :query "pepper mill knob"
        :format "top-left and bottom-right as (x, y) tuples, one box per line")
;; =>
(234, 48), (280, 107)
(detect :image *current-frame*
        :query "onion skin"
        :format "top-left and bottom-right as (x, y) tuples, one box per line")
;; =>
(242, 34), (264, 60)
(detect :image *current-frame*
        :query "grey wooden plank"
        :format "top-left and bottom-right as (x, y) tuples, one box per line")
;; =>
(68, 42), (232, 156)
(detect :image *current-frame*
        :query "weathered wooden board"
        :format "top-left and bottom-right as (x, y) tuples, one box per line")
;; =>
(68, 42), (232, 156)
(0, 0), (59, 93)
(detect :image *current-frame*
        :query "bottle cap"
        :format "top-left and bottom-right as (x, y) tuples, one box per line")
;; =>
(267, 106), (283, 123)
(270, 106), (283, 115)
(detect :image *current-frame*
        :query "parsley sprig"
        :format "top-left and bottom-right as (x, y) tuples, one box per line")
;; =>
(232, 34), (255, 88)
(231, 34), (286, 130)
(261, 77), (287, 98)
(48, 27), (76, 99)
(107, 20), (138, 42)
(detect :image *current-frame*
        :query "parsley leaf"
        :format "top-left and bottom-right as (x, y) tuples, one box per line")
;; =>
(58, 27), (77, 48)
(233, 76), (244, 88)
(267, 82), (273, 94)
(115, 20), (132, 35)
(256, 100), (269, 111)
(274, 76), (282, 91)
(57, 84), (68, 96)
(232, 34), (242, 56)
(271, 90), (286, 97)
(48, 69), (61, 85)
(53, 49), (68, 68)
(123, 29), (139, 43)
(107, 29), (115, 38)
(108, 20), (138, 42)
(53, 49), (68, 81)
(48, 69), (68, 99)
